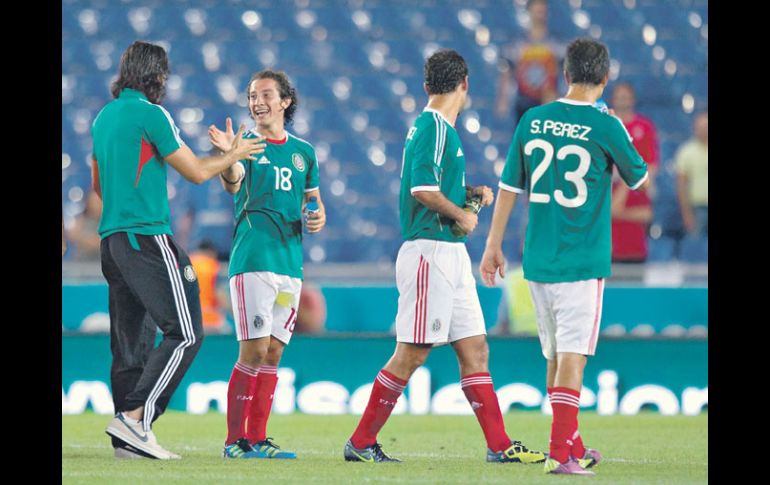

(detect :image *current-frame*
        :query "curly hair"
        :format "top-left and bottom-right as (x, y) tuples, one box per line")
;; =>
(424, 49), (468, 95)
(564, 38), (610, 86)
(111, 41), (169, 104)
(247, 69), (298, 126)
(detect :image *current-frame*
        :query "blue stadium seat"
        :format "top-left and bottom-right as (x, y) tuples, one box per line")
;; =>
(61, 1), (707, 264)
(679, 236), (708, 263)
(647, 236), (676, 262)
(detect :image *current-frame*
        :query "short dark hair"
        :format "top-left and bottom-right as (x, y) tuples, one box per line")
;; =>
(424, 49), (468, 95)
(248, 69), (298, 126)
(111, 41), (169, 104)
(564, 38), (610, 86)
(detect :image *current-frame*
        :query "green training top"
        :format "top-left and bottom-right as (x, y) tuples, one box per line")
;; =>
(91, 88), (185, 238)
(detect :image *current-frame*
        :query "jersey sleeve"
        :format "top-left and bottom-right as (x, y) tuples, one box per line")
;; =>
(409, 115), (444, 194)
(607, 116), (648, 190)
(305, 146), (319, 193)
(499, 116), (528, 194)
(143, 104), (185, 158)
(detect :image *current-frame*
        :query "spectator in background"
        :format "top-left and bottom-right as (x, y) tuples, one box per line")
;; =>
(295, 283), (326, 334)
(189, 240), (230, 334)
(67, 190), (103, 262)
(609, 83), (659, 262)
(495, 0), (566, 125)
(676, 111), (708, 238)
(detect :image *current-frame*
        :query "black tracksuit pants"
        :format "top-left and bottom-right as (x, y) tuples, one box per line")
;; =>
(100, 232), (203, 437)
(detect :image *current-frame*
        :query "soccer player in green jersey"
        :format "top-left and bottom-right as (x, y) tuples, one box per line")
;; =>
(343, 49), (545, 464)
(480, 38), (650, 476)
(92, 41), (265, 460)
(208, 69), (326, 459)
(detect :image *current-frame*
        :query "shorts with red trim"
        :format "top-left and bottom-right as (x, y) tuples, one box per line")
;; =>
(394, 239), (486, 345)
(527, 278), (605, 359)
(229, 271), (301, 344)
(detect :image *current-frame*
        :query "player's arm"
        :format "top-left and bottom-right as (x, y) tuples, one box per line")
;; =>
(608, 117), (651, 193)
(465, 185), (494, 207)
(480, 188), (519, 287)
(413, 190), (477, 234)
(144, 107), (265, 184)
(219, 162), (245, 194)
(208, 117), (247, 193)
(91, 157), (101, 199)
(304, 149), (325, 233)
(304, 189), (326, 233)
(480, 121), (528, 287)
(166, 126), (264, 184)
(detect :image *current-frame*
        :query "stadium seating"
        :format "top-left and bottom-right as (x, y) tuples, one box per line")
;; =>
(63, 0), (708, 263)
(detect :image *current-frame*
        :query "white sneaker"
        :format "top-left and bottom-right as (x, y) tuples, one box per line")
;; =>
(114, 445), (151, 459)
(105, 413), (179, 460)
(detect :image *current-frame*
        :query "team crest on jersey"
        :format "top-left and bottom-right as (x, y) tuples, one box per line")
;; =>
(432, 318), (441, 332)
(183, 265), (196, 282)
(253, 315), (264, 329)
(291, 153), (305, 172)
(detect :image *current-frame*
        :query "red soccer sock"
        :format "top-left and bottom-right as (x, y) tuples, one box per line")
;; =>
(549, 387), (581, 464)
(350, 369), (407, 449)
(225, 362), (258, 445)
(547, 387), (585, 458)
(245, 365), (279, 444)
(461, 372), (511, 452)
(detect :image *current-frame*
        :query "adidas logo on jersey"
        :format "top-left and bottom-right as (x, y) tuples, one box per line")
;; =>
(257, 156), (270, 164)
(457, 147), (463, 157)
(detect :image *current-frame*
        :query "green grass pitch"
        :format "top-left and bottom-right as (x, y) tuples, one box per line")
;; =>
(62, 411), (707, 484)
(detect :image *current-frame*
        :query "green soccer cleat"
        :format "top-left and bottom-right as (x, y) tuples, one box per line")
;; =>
(344, 439), (401, 463)
(487, 440), (547, 464)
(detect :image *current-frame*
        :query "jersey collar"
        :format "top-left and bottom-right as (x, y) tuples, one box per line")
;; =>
(556, 98), (593, 106)
(423, 107), (453, 127)
(119, 88), (148, 101)
(248, 127), (288, 144)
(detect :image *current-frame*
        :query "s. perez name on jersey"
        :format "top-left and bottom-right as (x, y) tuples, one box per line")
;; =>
(530, 119), (592, 141)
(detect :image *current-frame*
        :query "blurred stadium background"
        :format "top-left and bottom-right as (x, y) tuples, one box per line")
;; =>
(62, 0), (707, 419)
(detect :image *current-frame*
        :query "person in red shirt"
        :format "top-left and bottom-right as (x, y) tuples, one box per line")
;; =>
(609, 83), (659, 262)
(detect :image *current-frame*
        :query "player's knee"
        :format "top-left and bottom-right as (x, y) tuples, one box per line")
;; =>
(407, 350), (429, 371)
(264, 343), (285, 365)
(239, 341), (269, 367)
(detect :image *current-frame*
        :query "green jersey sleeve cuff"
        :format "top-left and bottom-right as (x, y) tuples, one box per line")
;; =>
(498, 181), (525, 194)
(410, 185), (440, 194)
(630, 171), (649, 190)
(304, 186), (319, 193)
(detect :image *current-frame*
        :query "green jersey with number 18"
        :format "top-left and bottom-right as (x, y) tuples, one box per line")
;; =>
(500, 98), (648, 283)
(228, 129), (320, 280)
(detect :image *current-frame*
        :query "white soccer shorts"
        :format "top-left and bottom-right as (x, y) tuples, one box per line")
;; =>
(395, 239), (486, 345)
(527, 278), (605, 360)
(229, 271), (302, 344)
